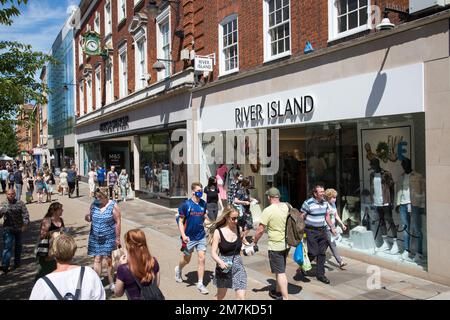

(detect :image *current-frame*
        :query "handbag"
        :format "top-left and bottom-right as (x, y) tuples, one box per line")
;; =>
(35, 237), (50, 257)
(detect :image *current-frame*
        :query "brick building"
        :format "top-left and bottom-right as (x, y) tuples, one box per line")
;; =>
(73, 0), (450, 284)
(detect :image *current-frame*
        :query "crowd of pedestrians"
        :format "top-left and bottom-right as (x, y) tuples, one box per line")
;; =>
(0, 158), (349, 301)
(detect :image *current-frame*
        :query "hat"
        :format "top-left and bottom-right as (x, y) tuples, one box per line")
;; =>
(265, 187), (281, 198)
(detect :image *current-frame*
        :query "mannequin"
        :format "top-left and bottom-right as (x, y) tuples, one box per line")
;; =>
(396, 158), (425, 263)
(369, 158), (397, 253)
(216, 164), (228, 205)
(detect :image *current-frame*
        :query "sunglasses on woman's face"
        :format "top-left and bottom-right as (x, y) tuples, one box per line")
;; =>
(230, 216), (238, 221)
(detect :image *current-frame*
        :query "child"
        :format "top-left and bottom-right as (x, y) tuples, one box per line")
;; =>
(325, 188), (347, 269)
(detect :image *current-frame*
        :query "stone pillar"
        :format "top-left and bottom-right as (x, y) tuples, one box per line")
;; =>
(133, 135), (140, 191)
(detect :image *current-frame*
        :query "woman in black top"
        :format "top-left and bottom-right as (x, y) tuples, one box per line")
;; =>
(35, 202), (65, 281)
(204, 176), (220, 221)
(209, 206), (247, 300)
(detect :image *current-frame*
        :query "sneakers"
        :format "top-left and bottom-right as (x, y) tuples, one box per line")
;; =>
(339, 261), (347, 269)
(316, 276), (331, 284)
(197, 283), (209, 295)
(401, 250), (413, 261)
(175, 266), (183, 283)
(389, 239), (400, 255)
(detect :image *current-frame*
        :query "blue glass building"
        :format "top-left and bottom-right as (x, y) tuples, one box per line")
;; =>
(47, 25), (76, 169)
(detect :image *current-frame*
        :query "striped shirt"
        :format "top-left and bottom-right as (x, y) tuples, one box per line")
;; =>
(300, 197), (328, 228)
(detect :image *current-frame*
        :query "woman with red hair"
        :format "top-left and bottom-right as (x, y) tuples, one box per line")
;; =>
(114, 229), (161, 299)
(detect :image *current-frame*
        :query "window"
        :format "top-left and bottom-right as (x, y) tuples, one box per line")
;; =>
(135, 35), (147, 90)
(105, 1), (112, 36)
(328, 0), (370, 41)
(95, 66), (101, 108)
(86, 77), (92, 113)
(79, 80), (84, 116)
(156, 8), (171, 80)
(118, 0), (126, 23)
(78, 39), (84, 66)
(263, 0), (291, 62)
(105, 60), (114, 104)
(94, 12), (100, 34)
(219, 15), (239, 76)
(119, 44), (128, 98)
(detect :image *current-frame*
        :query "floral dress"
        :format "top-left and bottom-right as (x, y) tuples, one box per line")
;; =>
(88, 201), (117, 256)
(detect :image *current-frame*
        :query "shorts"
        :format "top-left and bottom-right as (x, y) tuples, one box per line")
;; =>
(186, 238), (207, 254)
(268, 249), (290, 274)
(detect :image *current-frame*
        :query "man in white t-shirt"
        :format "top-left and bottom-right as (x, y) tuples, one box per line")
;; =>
(30, 234), (105, 300)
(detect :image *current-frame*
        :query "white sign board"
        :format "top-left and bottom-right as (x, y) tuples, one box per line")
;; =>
(161, 170), (170, 190)
(197, 63), (424, 133)
(195, 57), (213, 72)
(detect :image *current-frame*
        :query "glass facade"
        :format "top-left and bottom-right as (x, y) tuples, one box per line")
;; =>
(202, 112), (427, 268)
(47, 28), (75, 139)
(140, 131), (187, 198)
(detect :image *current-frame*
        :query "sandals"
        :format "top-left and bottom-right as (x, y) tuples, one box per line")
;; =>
(339, 262), (347, 269)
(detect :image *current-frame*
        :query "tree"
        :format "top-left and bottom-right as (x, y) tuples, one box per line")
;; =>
(0, 121), (19, 157)
(0, 0), (54, 121)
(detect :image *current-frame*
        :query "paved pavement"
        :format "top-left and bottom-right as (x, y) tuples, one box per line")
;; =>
(0, 182), (450, 300)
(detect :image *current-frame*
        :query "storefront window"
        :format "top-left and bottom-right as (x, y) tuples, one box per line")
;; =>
(140, 131), (187, 198)
(200, 112), (427, 268)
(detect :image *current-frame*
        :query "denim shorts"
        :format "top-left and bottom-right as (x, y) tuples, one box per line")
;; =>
(186, 237), (207, 254)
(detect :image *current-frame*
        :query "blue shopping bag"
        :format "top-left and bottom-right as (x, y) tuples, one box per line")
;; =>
(294, 241), (304, 265)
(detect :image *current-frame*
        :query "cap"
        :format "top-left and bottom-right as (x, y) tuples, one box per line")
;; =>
(265, 187), (281, 198)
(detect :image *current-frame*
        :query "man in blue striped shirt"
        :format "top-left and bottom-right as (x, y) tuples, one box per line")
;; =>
(300, 185), (336, 284)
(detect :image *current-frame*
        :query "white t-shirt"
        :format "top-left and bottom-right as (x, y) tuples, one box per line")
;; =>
(29, 266), (105, 300)
(399, 173), (411, 205)
(373, 173), (384, 207)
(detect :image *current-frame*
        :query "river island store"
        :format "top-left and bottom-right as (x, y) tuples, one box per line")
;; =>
(191, 18), (450, 285)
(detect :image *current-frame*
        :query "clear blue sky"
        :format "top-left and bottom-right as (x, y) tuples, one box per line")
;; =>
(0, 0), (79, 54)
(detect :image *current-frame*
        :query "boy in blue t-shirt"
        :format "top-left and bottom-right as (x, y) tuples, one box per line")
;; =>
(96, 165), (106, 187)
(175, 182), (209, 295)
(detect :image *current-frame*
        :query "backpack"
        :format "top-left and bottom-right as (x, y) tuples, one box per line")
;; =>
(285, 203), (306, 247)
(42, 267), (85, 300)
(128, 266), (165, 300)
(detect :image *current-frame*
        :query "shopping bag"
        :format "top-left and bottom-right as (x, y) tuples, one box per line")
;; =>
(301, 240), (312, 272)
(111, 246), (126, 271)
(25, 191), (33, 203)
(293, 241), (304, 265)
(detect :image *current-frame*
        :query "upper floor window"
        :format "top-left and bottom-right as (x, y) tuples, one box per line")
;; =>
(105, 59), (114, 104)
(79, 80), (85, 116)
(118, 0), (126, 23)
(86, 76), (93, 114)
(219, 15), (239, 76)
(328, 0), (370, 41)
(135, 34), (147, 90)
(94, 11), (101, 34)
(95, 66), (101, 109)
(119, 43), (128, 98)
(105, 1), (112, 36)
(156, 8), (171, 80)
(78, 39), (84, 66)
(263, 0), (291, 62)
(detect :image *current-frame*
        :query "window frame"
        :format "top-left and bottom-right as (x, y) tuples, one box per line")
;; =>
(218, 14), (239, 77)
(86, 76), (93, 114)
(104, 0), (112, 37)
(118, 43), (128, 98)
(95, 66), (102, 109)
(105, 58), (114, 104)
(118, 0), (127, 24)
(156, 7), (171, 80)
(328, 0), (371, 42)
(78, 39), (84, 67)
(79, 80), (85, 116)
(263, 0), (292, 63)
(134, 30), (148, 90)
(94, 11), (101, 34)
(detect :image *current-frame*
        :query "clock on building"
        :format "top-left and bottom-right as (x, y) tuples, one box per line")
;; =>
(82, 31), (101, 56)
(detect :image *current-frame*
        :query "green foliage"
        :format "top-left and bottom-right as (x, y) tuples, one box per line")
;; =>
(0, 121), (19, 157)
(0, 0), (28, 25)
(0, 0), (55, 121)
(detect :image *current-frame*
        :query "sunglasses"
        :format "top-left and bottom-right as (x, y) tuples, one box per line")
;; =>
(230, 217), (238, 221)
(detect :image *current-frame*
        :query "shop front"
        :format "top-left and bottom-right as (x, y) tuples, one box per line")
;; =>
(76, 88), (192, 208)
(192, 19), (450, 284)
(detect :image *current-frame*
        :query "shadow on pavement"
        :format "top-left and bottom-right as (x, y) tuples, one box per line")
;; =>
(184, 270), (214, 287)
